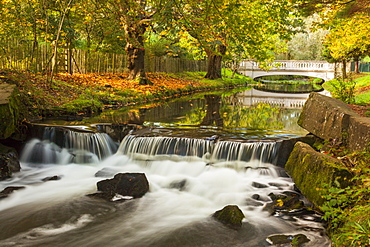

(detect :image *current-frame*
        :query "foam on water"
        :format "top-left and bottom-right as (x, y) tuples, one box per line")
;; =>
(0, 131), (330, 246)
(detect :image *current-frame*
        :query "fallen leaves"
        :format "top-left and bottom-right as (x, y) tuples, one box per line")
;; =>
(53, 72), (204, 95)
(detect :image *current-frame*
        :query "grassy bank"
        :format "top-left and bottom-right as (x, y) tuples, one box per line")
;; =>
(321, 73), (370, 247)
(324, 73), (370, 116)
(0, 69), (250, 119)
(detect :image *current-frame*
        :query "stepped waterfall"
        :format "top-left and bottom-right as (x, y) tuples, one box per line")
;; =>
(0, 126), (330, 247)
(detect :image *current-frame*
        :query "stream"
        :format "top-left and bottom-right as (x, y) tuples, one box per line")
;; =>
(0, 88), (331, 246)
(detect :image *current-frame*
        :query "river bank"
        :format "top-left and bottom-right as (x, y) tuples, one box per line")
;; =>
(0, 70), (250, 121)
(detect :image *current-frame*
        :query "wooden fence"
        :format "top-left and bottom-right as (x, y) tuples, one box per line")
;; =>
(0, 42), (207, 74)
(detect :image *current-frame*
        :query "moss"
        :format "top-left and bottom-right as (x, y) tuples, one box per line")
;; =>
(212, 205), (245, 229)
(0, 85), (21, 139)
(61, 98), (103, 115)
(285, 142), (353, 207)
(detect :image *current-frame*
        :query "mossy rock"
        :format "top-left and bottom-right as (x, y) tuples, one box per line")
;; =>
(285, 142), (353, 207)
(0, 84), (21, 139)
(267, 233), (310, 246)
(212, 205), (245, 230)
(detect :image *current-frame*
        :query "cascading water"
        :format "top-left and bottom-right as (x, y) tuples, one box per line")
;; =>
(118, 135), (280, 169)
(0, 127), (330, 247)
(21, 126), (118, 164)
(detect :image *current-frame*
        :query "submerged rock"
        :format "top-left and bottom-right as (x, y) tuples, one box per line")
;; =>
(169, 179), (187, 191)
(0, 186), (25, 199)
(212, 205), (245, 230)
(88, 173), (149, 201)
(266, 233), (310, 246)
(94, 167), (120, 178)
(42, 175), (61, 182)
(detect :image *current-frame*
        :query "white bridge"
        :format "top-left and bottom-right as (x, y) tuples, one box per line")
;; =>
(238, 60), (337, 81)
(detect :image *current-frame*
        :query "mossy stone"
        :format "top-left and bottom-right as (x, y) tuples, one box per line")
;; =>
(0, 84), (21, 139)
(212, 205), (245, 230)
(285, 142), (353, 207)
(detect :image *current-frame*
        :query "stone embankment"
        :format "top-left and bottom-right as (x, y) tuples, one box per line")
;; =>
(285, 92), (370, 207)
(0, 84), (22, 180)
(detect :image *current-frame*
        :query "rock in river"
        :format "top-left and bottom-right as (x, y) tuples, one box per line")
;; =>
(212, 205), (245, 230)
(88, 173), (149, 202)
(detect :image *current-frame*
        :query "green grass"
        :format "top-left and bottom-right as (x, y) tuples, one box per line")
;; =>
(323, 73), (370, 104)
(354, 73), (370, 88)
(355, 91), (370, 105)
(354, 73), (370, 105)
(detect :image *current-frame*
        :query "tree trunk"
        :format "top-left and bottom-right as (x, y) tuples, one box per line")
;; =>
(126, 43), (146, 81)
(205, 44), (226, 80)
(123, 15), (151, 85)
(354, 59), (359, 73)
(342, 60), (347, 79)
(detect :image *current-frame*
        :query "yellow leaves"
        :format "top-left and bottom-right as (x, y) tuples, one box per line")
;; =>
(276, 199), (284, 207)
(325, 14), (370, 60)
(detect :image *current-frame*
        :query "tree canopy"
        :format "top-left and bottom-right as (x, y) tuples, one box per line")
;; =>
(299, 0), (370, 70)
(0, 0), (306, 81)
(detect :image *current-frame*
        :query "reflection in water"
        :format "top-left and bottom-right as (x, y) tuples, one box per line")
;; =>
(200, 95), (224, 127)
(39, 88), (309, 140)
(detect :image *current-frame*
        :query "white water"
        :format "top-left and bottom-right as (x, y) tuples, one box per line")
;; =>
(0, 131), (330, 247)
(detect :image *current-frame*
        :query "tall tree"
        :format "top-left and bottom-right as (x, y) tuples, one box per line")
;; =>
(104, 0), (160, 85)
(167, 0), (300, 79)
(324, 15), (370, 74)
(300, 0), (370, 75)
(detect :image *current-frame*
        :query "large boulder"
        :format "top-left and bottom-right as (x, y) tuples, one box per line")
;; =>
(298, 92), (370, 151)
(298, 92), (357, 142)
(0, 84), (21, 139)
(285, 142), (352, 207)
(0, 143), (21, 180)
(212, 205), (245, 230)
(89, 173), (149, 201)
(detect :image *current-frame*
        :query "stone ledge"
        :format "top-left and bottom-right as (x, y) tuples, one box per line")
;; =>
(285, 142), (352, 207)
(298, 92), (370, 151)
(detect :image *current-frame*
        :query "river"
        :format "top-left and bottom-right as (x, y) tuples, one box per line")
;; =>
(0, 88), (331, 246)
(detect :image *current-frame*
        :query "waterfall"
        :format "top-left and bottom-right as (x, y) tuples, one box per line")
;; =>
(21, 126), (118, 164)
(211, 140), (279, 166)
(117, 135), (214, 161)
(117, 135), (280, 168)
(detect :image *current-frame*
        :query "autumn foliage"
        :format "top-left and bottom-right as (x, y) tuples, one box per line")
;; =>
(53, 72), (203, 95)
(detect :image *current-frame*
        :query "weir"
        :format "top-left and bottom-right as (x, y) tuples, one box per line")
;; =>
(118, 135), (280, 167)
(21, 126), (118, 164)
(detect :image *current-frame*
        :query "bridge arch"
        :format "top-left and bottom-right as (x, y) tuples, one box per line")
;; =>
(238, 60), (337, 81)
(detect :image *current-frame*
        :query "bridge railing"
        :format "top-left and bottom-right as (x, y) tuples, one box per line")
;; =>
(239, 60), (336, 71)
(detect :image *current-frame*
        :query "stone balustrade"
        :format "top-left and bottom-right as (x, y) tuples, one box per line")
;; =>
(238, 60), (343, 81)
